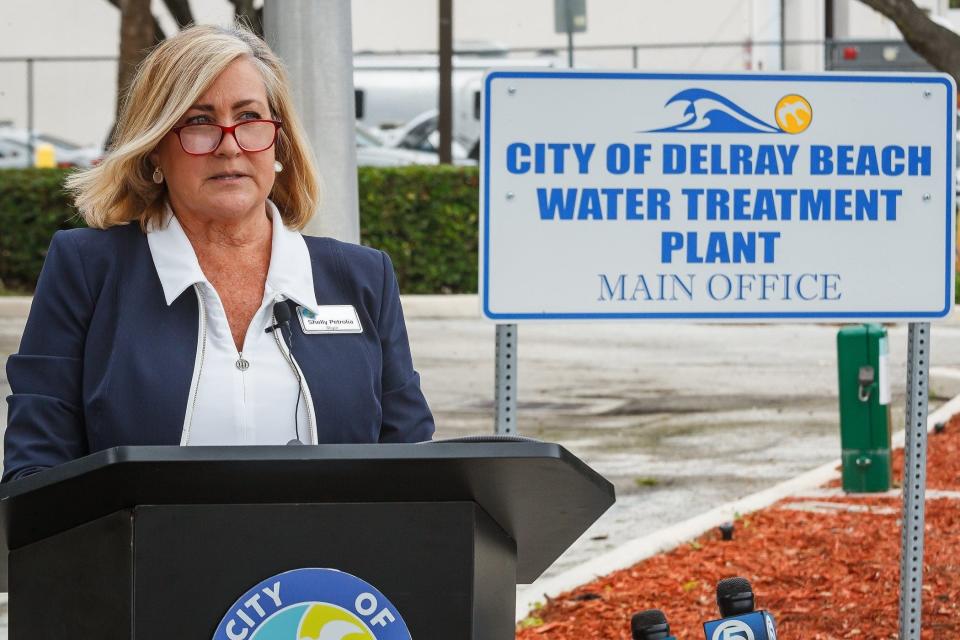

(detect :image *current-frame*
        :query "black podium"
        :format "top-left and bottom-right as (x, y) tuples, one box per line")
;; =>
(0, 442), (614, 639)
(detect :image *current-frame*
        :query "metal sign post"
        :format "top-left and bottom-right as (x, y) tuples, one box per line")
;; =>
(494, 324), (518, 434)
(553, 0), (586, 68)
(480, 70), (955, 635)
(899, 322), (930, 640)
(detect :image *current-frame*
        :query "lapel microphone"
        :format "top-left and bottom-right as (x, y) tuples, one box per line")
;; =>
(265, 301), (292, 333)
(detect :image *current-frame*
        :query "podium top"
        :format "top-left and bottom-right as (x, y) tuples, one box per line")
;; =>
(0, 441), (614, 583)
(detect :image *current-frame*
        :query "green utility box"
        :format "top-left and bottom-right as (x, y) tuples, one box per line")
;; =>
(837, 324), (892, 492)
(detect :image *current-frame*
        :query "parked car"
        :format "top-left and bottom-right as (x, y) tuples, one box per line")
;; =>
(0, 127), (102, 167)
(0, 138), (31, 168)
(355, 124), (446, 167)
(354, 45), (560, 152)
(376, 110), (476, 165)
(0, 123), (447, 169)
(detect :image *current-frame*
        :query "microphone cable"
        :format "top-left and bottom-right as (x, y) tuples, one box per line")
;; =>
(282, 321), (303, 445)
(267, 301), (302, 444)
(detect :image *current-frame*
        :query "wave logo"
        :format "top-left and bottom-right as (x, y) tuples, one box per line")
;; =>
(212, 568), (411, 640)
(648, 88), (812, 135)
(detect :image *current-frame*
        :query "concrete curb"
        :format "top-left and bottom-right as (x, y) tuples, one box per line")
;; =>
(516, 389), (960, 621)
(398, 294), (479, 319)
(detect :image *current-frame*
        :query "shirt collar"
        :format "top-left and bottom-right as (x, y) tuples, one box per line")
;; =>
(146, 200), (320, 314)
(263, 200), (320, 314)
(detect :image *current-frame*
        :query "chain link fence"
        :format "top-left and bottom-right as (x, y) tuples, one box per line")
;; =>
(0, 38), (927, 157)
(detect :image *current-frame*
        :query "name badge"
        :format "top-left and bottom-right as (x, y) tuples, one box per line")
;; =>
(297, 305), (363, 334)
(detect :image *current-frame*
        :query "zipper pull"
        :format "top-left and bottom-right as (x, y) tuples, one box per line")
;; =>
(236, 352), (250, 371)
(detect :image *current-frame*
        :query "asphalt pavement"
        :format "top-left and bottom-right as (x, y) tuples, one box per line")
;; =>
(2, 294), (960, 612)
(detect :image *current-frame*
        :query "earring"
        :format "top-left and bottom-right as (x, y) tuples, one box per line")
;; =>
(274, 161), (283, 173)
(152, 167), (164, 184)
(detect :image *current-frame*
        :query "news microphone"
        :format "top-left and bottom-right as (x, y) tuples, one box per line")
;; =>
(717, 576), (754, 617)
(631, 609), (677, 640)
(702, 577), (777, 640)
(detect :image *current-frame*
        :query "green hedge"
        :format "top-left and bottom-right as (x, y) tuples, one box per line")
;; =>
(358, 165), (478, 294)
(0, 169), (81, 292)
(0, 166), (479, 294)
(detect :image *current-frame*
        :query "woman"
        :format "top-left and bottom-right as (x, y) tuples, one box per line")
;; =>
(2, 25), (434, 483)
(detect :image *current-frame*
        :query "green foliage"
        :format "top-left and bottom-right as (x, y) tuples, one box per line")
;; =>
(0, 169), (82, 292)
(0, 166), (480, 294)
(357, 165), (479, 294)
(517, 600), (545, 629)
(517, 616), (544, 629)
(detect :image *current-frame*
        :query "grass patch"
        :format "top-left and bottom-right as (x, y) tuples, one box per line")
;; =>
(517, 616), (544, 629)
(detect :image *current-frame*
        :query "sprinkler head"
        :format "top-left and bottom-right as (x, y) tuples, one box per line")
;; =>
(719, 522), (735, 541)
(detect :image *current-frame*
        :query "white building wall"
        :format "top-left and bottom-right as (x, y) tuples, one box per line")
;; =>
(0, 0), (119, 147)
(1, 0), (956, 146)
(841, 0), (907, 38)
(833, 0), (943, 39)
(0, 0), (234, 147)
(354, 0), (770, 71)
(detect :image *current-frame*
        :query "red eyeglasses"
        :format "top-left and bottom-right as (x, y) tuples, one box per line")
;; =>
(170, 119), (282, 155)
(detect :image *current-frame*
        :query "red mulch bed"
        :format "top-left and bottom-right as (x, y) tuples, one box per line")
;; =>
(517, 415), (960, 639)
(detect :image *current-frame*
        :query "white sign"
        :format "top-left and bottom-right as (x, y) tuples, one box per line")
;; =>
(480, 70), (956, 321)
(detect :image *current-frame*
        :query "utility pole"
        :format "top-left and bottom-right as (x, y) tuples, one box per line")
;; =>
(438, 0), (453, 165)
(263, 1), (360, 243)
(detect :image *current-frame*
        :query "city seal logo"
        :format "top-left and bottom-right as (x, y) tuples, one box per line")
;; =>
(212, 568), (411, 640)
(647, 88), (812, 135)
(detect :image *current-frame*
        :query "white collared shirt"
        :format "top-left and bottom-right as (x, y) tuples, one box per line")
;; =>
(147, 200), (321, 445)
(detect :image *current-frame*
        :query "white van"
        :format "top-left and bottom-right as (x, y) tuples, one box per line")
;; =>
(353, 48), (560, 157)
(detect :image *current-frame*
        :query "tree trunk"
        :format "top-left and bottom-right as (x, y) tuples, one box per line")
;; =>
(106, 0), (166, 45)
(115, 0), (155, 122)
(162, 0), (194, 28)
(857, 0), (960, 85)
(230, 0), (263, 36)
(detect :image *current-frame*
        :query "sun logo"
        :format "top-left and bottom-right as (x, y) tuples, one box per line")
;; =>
(774, 94), (812, 134)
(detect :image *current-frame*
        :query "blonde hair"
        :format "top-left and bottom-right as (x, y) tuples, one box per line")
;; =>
(66, 24), (320, 230)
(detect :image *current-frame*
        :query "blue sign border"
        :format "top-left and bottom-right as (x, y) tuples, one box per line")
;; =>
(481, 71), (955, 320)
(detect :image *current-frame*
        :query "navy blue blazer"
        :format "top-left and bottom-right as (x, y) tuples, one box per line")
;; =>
(3, 225), (434, 482)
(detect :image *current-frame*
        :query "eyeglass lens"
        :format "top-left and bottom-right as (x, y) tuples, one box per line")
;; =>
(179, 121), (277, 154)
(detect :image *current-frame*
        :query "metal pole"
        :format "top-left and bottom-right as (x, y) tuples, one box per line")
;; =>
(494, 324), (517, 434)
(263, 1), (359, 243)
(438, 0), (453, 165)
(899, 322), (930, 640)
(632, 45), (638, 69)
(26, 58), (34, 163)
(779, 0), (785, 71)
(565, 0), (574, 68)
